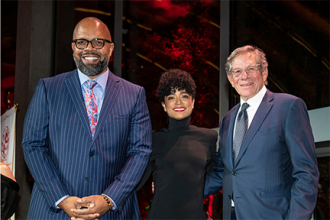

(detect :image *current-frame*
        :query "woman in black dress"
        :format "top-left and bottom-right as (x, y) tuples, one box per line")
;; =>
(138, 69), (218, 219)
(1, 162), (20, 220)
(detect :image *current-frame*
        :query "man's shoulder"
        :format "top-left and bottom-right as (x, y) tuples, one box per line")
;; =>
(225, 103), (239, 118)
(270, 91), (303, 106)
(109, 72), (143, 90)
(272, 92), (299, 100)
(42, 70), (77, 84)
(271, 92), (309, 115)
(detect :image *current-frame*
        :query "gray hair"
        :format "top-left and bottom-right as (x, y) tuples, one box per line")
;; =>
(225, 45), (268, 76)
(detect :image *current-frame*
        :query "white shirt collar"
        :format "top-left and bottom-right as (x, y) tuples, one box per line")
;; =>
(240, 85), (267, 110)
(236, 86), (267, 128)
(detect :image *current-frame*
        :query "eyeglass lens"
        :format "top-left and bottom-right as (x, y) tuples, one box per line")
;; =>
(232, 65), (259, 77)
(76, 39), (105, 49)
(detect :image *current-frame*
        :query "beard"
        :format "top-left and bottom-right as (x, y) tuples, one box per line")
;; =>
(73, 52), (109, 77)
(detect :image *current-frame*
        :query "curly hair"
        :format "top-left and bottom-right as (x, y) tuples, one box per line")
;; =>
(156, 69), (196, 103)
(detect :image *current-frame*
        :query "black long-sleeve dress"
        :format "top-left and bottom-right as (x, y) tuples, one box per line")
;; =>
(1, 174), (20, 220)
(138, 116), (218, 219)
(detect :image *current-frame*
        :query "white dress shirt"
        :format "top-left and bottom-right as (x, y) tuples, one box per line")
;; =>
(232, 85), (267, 207)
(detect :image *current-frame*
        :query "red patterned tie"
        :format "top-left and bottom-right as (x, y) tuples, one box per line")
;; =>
(85, 80), (98, 137)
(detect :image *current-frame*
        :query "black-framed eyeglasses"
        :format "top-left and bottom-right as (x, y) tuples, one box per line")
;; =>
(72, 38), (112, 49)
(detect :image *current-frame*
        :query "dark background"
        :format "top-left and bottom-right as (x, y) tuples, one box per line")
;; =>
(1, 1), (329, 219)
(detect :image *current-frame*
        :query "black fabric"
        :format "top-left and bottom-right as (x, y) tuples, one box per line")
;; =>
(1, 174), (20, 220)
(231, 207), (237, 220)
(138, 116), (218, 219)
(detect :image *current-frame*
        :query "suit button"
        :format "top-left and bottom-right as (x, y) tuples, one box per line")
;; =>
(89, 152), (94, 157)
(228, 195), (232, 199)
(232, 171), (237, 176)
(85, 177), (89, 182)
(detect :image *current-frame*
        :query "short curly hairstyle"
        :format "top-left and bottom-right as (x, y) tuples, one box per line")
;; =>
(156, 69), (196, 103)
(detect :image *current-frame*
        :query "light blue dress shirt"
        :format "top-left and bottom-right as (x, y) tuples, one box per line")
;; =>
(78, 68), (108, 114)
(55, 68), (117, 210)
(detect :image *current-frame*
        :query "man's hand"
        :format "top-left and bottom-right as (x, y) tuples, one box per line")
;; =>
(58, 196), (83, 218)
(71, 195), (109, 220)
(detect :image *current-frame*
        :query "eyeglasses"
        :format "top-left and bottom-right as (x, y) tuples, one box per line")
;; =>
(232, 64), (260, 78)
(72, 38), (112, 49)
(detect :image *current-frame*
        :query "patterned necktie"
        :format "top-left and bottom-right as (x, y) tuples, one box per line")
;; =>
(233, 102), (249, 164)
(84, 80), (98, 138)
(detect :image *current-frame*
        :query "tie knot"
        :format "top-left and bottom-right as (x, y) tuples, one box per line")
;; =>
(86, 80), (97, 89)
(241, 102), (249, 111)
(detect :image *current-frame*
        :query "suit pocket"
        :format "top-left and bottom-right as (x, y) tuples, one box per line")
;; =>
(257, 125), (281, 136)
(259, 192), (290, 218)
(260, 191), (291, 199)
(113, 114), (129, 120)
(108, 113), (131, 123)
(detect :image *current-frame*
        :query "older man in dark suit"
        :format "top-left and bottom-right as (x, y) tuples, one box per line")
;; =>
(205, 45), (319, 220)
(22, 17), (152, 219)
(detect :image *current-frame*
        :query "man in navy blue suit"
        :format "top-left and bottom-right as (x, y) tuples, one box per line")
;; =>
(22, 17), (152, 219)
(204, 45), (319, 220)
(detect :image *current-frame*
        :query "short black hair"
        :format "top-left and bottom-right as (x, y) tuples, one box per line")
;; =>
(156, 69), (196, 103)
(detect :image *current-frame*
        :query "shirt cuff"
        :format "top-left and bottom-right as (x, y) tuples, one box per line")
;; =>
(55, 195), (70, 209)
(102, 194), (117, 210)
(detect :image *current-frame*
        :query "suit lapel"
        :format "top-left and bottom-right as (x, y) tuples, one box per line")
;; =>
(227, 104), (240, 168)
(235, 90), (274, 165)
(64, 70), (91, 136)
(93, 72), (120, 140)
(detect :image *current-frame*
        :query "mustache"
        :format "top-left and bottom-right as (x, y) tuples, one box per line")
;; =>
(82, 52), (100, 56)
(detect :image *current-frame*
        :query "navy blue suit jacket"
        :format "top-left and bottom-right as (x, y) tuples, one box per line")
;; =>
(22, 70), (152, 219)
(205, 90), (319, 220)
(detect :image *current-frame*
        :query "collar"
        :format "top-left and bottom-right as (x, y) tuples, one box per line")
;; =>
(167, 116), (191, 132)
(78, 68), (109, 90)
(240, 85), (267, 109)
